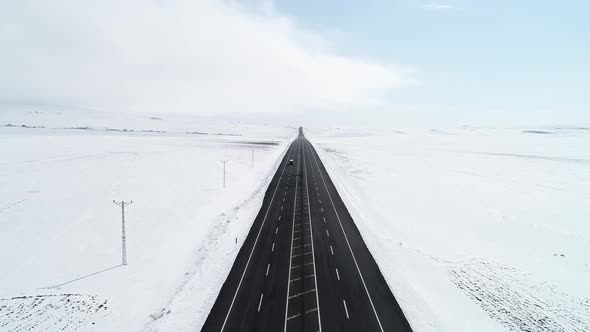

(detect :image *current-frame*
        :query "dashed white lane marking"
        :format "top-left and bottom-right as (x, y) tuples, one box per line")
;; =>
(336, 268), (340, 280)
(272, 243), (275, 252)
(343, 299), (349, 319)
(279, 215), (281, 221)
(319, 199), (322, 204)
(276, 227), (279, 234)
(283, 198), (285, 202)
(258, 293), (264, 312)
(321, 207), (324, 213)
(330, 245), (334, 255)
(326, 229), (330, 237)
(281, 206), (284, 211)
(266, 264), (270, 276)
(323, 217), (326, 224)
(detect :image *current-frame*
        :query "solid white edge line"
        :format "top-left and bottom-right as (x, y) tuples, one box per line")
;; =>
(218, 140), (296, 332)
(303, 139), (323, 332)
(307, 140), (385, 332)
(283, 139), (301, 332)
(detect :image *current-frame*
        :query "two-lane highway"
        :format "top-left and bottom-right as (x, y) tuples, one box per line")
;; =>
(201, 129), (412, 332)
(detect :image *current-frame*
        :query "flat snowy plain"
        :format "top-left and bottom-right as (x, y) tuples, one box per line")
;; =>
(2, 107), (589, 332)
(0, 109), (295, 331)
(308, 127), (590, 332)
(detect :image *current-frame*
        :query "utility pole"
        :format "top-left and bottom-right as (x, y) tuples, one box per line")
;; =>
(222, 160), (228, 188)
(113, 200), (133, 265)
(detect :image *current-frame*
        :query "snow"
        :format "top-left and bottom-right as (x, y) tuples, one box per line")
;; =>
(0, 108), (295, 331)
(4, 105), (589, 332)
(307, 127), (590, 332)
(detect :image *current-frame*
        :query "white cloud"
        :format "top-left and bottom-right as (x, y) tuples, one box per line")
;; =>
(0, 0), (414, 114)
(421, 3), (454, 11)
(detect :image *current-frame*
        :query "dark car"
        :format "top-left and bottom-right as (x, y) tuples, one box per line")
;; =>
(288, 159), (294, 165)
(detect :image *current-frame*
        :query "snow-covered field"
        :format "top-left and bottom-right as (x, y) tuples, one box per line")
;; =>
(3, 106), (589, 332)
(0, 108), (295, 331)
(308, 127), (590, 332)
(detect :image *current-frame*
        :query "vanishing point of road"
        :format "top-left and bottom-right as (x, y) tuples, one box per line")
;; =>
(201, 128), (413, 332)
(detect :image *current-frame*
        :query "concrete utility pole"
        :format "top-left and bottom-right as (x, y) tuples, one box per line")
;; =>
(113, 200), (133, 265)
(222, 160), (228, 188)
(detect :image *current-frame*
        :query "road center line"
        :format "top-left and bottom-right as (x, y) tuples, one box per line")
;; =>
(303, 140), (323, 332)
(283, 139), (302, 332)
(290, 274), (315, 282)
(289, 288), (316, 299)
(292, 243), (312, 249)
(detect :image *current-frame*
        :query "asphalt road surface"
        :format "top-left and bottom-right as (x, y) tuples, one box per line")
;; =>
(202, 129), (412, 332)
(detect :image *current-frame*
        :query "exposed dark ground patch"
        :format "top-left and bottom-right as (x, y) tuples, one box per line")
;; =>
(449, 261), (590, 332)
(522, 130), (555, 134)
(0, 293), (109, 331)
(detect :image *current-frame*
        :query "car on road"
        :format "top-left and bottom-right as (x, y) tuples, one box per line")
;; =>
(288, 159), (294, 165)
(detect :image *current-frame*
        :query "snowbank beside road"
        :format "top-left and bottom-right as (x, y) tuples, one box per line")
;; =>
(308, 127), (590, 332)
(0, 109), (295, 331)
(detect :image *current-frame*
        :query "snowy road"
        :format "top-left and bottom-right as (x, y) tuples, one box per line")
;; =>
(201, 130), (412, 332)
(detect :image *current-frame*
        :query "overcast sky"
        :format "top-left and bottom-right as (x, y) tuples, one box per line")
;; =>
(1, 0), (588, 127)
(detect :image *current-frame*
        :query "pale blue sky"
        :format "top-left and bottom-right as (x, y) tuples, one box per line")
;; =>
(1, 1), (588, 127)
(274, 0), (590, 125)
